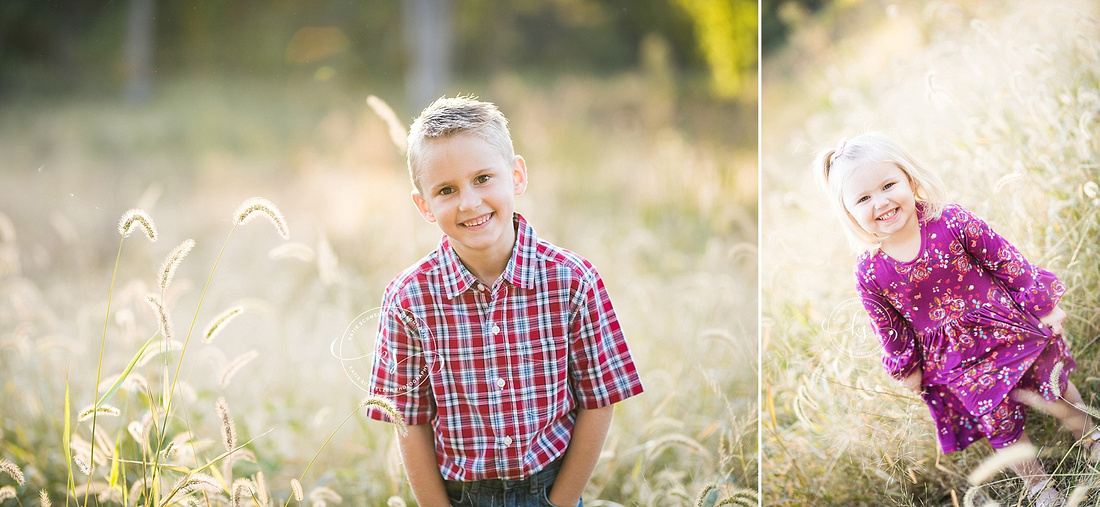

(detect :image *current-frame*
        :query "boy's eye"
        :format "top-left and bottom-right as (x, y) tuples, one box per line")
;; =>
(884, 182), (895, 190)
(438, 187), (455, 196)
(475, 175), (490, 184)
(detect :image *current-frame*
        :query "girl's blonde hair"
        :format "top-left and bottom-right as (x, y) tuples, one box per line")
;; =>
(813, 132), (947, 252)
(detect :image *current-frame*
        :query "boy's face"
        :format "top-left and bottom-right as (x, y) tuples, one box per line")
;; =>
(412, 133), (527, 265)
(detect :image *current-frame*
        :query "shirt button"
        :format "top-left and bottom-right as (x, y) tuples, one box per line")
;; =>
(491, 324), (501, 335)
(502, 436), (513, 446)
(495, 378), (506, 388)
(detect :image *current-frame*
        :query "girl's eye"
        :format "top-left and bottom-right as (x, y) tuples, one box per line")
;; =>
(475, 175), (490, 184)
(884, 182), (895, 190)
(857, 196), (870, 204)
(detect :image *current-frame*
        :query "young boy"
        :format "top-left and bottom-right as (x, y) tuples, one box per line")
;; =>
(365, 96), (644, 506)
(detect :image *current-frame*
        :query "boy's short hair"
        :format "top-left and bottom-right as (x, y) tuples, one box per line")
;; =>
(813, 131), (948, 252)
(406, 96), (516, 192)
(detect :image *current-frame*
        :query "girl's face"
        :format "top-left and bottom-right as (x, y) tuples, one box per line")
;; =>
(841, 160), (919, 243)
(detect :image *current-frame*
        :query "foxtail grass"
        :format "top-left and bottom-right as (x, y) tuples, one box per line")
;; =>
(0, 458), (24, 485)
(203, 306), (244, 343)
(366, 95), (408, 153)
(158, 238), (195, 293)
(77, 404), (120, 422)
(290, 478), (303, 502)
(215, 397), (237, 452)
(220, 350), (258, 388)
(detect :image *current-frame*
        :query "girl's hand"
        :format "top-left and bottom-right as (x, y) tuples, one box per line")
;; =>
(901, 370), (923, 394)
(1039, 306), (1067, 336)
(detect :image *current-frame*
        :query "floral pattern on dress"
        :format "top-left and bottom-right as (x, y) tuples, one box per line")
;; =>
(855, 203), (1073, 453)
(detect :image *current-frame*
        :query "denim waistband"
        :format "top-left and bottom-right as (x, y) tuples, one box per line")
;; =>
(444, 457), (564, 495)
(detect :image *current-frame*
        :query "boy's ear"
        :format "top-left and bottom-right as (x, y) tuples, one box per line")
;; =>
(512, 155), (528, 196)
(411, 190), (436, 223)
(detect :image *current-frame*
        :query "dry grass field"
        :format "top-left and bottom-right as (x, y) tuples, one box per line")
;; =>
(762, 0), (1100, 505)
(0, 60), (757, 505)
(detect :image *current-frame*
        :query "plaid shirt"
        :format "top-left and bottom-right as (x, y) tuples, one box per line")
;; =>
(365, 213), (643, 481)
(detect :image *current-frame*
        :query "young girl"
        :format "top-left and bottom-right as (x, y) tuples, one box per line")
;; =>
(814, 132), (1097, 505)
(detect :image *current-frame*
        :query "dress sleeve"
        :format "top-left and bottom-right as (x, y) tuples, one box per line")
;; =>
(948, 205), (1065, 317)
(567, 267), (644, 409)
(365, 292), (435, 426)
(855, 262), (922, 380)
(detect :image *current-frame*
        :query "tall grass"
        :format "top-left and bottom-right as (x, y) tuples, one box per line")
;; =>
(762, 0), (1100, 504)
(0, 55), (756, 504)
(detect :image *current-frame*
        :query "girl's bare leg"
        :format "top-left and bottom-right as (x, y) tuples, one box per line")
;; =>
(1042, 381), (1095, 441)
(1004, 433), (1062, 504)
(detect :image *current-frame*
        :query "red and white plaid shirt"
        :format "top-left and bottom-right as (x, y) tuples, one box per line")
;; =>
(365, 213), (643, 481)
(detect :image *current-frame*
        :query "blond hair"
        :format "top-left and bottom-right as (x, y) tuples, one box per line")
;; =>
(813, 132), (947, 251)
(406, 96), (515, 192)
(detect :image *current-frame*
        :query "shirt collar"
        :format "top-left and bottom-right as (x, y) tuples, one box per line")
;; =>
(438, 213), (538, 299)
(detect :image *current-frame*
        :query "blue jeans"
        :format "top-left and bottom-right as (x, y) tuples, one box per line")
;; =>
(443, 458), (583, 507)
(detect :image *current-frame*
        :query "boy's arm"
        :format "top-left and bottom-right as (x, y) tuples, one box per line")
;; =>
(398, 423), (451, 507)
(547, 405), (614, 507)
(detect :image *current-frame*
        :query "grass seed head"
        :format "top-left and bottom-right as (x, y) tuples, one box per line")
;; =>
(231, 478), (254, 507)
(254, 472), (269, 505)
(39, 489), (50, 507)
(204, 306), (244, 344)
(175, 473), (222, 495)
(0, 458), (24, 486)
(73, 455), (91, 476)
(159, 238), (195, 292)
(1048, 361), (1064, 398)
(361, 396), (408, 437)
(0, 486), (15, 503)
(290, 478), (303, 502)
(308, 486), (342, 504)
(386, 496), (407, 507)
(215, 397), (238, 452)
(144, 294), (173, 342)
(967, 443), (1037, 485)
(78, 404), (121, 422)
(367, 95), (409, 153)
(118, 209), (158, 241)
(220, 350), (259, 389)
(234, 197), (289, 239)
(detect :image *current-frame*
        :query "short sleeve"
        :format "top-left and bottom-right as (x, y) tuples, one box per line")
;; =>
(365, 294), (435, 426)
(855, 263), (922, 380)
(948, 205), (1065, 317)
(567, 269), (644, 409)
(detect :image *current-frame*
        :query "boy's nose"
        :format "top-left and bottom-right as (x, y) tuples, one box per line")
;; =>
(458, 190), (482, 211)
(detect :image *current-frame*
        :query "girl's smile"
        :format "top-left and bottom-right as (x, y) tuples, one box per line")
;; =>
(841, 160), (920, 250)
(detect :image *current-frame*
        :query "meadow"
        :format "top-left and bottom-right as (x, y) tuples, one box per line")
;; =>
(762, 0), (1100, 505)
(0, 54), (757, 506)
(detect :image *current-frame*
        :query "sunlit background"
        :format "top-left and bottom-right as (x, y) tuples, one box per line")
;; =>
(0, 0), (757, 505)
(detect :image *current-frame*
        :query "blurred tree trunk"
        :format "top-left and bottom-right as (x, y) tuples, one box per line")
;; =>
(402, 0), (453, 112)
(125, 0), (155, 103)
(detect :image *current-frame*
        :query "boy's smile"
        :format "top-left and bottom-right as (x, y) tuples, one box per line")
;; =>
(412, 133), (528, 283)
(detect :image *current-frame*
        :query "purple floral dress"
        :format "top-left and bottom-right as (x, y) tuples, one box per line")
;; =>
(855, 203), (1071, 453)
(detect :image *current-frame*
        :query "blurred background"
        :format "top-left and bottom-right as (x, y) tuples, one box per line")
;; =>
(762, 0), (1100, 505)
(0, 0), (758, 505)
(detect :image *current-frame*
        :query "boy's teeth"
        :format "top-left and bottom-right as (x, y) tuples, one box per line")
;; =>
(463, 214), (490, 227)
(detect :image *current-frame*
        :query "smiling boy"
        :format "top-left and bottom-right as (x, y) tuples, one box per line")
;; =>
(365, 96), (643, 506)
